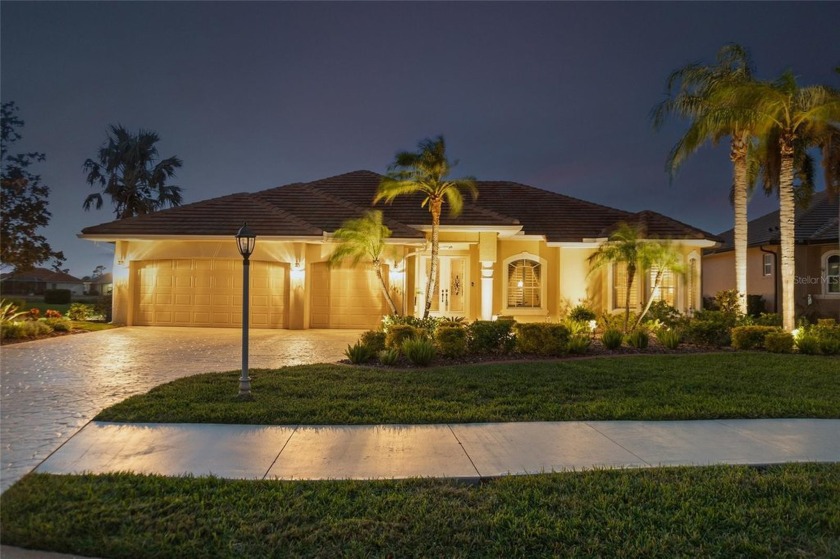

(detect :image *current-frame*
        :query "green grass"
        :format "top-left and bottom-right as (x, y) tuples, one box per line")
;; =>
(95, 353), (840, 424)
(2, 465), (838, 558)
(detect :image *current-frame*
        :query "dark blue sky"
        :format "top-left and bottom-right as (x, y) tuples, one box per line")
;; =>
(2, 1), (839, 277)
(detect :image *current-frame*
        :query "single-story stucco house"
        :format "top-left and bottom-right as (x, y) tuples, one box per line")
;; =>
(0, 267), (85, 297)
(80, 170), (720, 329)
(704, 191), (840, 320)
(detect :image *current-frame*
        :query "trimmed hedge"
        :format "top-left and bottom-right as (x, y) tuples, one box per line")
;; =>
(765, 332), (794, 354)
(731, 325), (780, 350)
(434, 326), (467, 358)
(386, 325), (419, 349)
(467, 320), (516, 354)
(514, 323), (570, 356)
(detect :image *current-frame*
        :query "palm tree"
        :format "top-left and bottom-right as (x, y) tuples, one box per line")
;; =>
(652, 44), (756, 315)
(374, 136), (477, 319)
(83, 125), (183, 219)
(327, 210), (399, 316)
(588, 223), (645, 332)
(745, 72), (840, 330)
(634, 241), (686, 329)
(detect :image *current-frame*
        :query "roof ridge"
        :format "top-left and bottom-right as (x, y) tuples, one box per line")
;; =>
(478, 179), (633, 218)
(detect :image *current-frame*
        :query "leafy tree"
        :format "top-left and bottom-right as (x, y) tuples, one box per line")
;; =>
(92, 264), (106, 279)
(328, 210), (399, 316)
(83, 125), (183, 219)
(652, 44), (756, 315)
(588, 223), (644, 332)
(745, 72), (840, 330)
(374, 136), (477, 319)
(0, 102), (65, 272)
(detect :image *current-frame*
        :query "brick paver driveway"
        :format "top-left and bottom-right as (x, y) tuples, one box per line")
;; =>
(0, 326), (361, 492)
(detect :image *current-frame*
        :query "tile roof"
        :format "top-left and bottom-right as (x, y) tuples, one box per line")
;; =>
(81, 170), (719, 243)
(1, 267), (83, 284)
(707, 190), (840, 254)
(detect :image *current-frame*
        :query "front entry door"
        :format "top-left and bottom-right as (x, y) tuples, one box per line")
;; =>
(419, 256), (468, 317)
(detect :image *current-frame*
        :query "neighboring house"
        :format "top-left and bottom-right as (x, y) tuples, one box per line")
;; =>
(704, 191), (840, 320)
(0, 267), (85, 297)
(83, 273), (113, 296)
(80, 170), (719, 329)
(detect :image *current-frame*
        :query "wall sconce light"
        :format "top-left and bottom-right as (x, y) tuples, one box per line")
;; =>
(290, 261), (305, 282)
(389, 268), (405, 293)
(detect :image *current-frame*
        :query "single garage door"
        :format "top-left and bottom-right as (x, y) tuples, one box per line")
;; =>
(135, 259), (287, 328)
(310, 262), (387, 328)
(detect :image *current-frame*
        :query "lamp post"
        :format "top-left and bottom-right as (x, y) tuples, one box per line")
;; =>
(235, 223), (256, 398)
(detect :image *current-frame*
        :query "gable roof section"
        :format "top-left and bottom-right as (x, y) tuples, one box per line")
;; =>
(599, 210), (720, 241)
(81, 169), (719, 244)
(708, 191), (840, 254)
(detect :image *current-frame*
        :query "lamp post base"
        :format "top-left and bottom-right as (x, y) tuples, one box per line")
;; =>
(238, 376), (252, 399)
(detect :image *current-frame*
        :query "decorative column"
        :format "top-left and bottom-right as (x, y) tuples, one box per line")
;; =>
(479, 232), (498, 320)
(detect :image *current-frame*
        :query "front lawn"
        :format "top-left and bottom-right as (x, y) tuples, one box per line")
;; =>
(2, 465), (838, 558)
(96, 353), (840, 424)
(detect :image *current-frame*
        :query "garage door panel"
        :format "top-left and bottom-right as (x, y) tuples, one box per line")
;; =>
(310, 262), (385, 329)
(135, 259), (286, 328)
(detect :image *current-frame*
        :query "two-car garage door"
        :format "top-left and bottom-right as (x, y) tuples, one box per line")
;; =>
(135, 259), (287, 328)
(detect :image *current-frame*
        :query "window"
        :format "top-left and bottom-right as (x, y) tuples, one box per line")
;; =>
(825, 252), (840, 295)
(507, 259), (541, 308)
(763, 253), (773, 277)
(612, 263), (638, 311)
(648, 266), (676, 306)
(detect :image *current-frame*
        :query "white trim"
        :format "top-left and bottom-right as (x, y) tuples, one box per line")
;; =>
(548, 241), (603, 248)
(822, 250), (840, 296)
(502, 252), (548, 314)
(409, 225), (524, 238)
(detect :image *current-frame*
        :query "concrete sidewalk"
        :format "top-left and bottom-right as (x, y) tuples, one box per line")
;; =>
(35, 418), (840, 480)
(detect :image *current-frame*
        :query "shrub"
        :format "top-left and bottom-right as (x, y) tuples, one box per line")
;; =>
(1, 320), (53, 340)
(382, 315), (441, 336)
(44, 289), (71, 304)
(713, 289), (741, 315)
(567, 335), (591, 355)
(568, 305), (596, 322)
(731, 326), (780, 350)
(751, 313), (782, 327)
(645, 301), (681, 328)
(601, 328), (623, 350)
(684, 310), (738, 347)
(360, 330), (386, 353)
(402, 337), (436, 366)
(625, 329), (649, 349)
(598, 311), (637, 333)
(95, 294), (113, 322)
(764, 332), (794, 353)
(514, 323), (571, 356)
(795, 334), (821, 355)
(563, 319), (591, 338)
(385, 324), (420, 349)
(49, 320), (71, 332)
(45, 309), (62, 319)
(434, 326), (467, 358)
(378, 348), (400, 366)
(28, 308), (41, 319)
(67, 303), (95, 321)
(468, 319), (516, 354)
(344, 342), (374, 364)
(657, 328), (682, 350)
(819, 337), (840, 355)
(0, 300), (28, 325)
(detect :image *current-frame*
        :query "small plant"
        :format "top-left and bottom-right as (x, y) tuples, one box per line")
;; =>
(764, 331), (794, 353)
(567, 335), (591, 355)
(601, 328), (623, 350)
(625, 329), (649, 349)
(378, 348), (400, 366)
(569, 305), (596, 322)
(67, 303), (95, 321)
(385, 324), (420, 349)
(645, 301), (681, 328)
(344, 342), (374, 364)
(434, 326), (467, 358)
(28, 308), (41, 319)
(657, 328), (682, 350)
(45, 309), (62, 319)
(49, 320), (71, 332)
(795, 334), (821, 355)
(402, 337), (436, 366)
(360, 330), (386, 353)
(731, 326), (780, 350)
(0, 300), (28, 325)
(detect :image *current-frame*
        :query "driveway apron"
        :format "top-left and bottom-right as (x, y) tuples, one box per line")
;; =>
(0, 326), (361, 492)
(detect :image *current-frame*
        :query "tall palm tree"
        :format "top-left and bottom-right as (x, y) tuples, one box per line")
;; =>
(588, 222), (645, 332)
(745, 72), (840, 330)
(374, 136), (477, 319)
(328, 210), (399, 316)
(83, 125), (183, 219)
(652, 44), (756, 315)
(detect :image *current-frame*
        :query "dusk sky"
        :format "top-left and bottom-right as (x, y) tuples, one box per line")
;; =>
(2, 1), (839, 278)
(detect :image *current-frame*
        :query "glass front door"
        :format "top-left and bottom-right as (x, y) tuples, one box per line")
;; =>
(419, 256), (468, 317)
